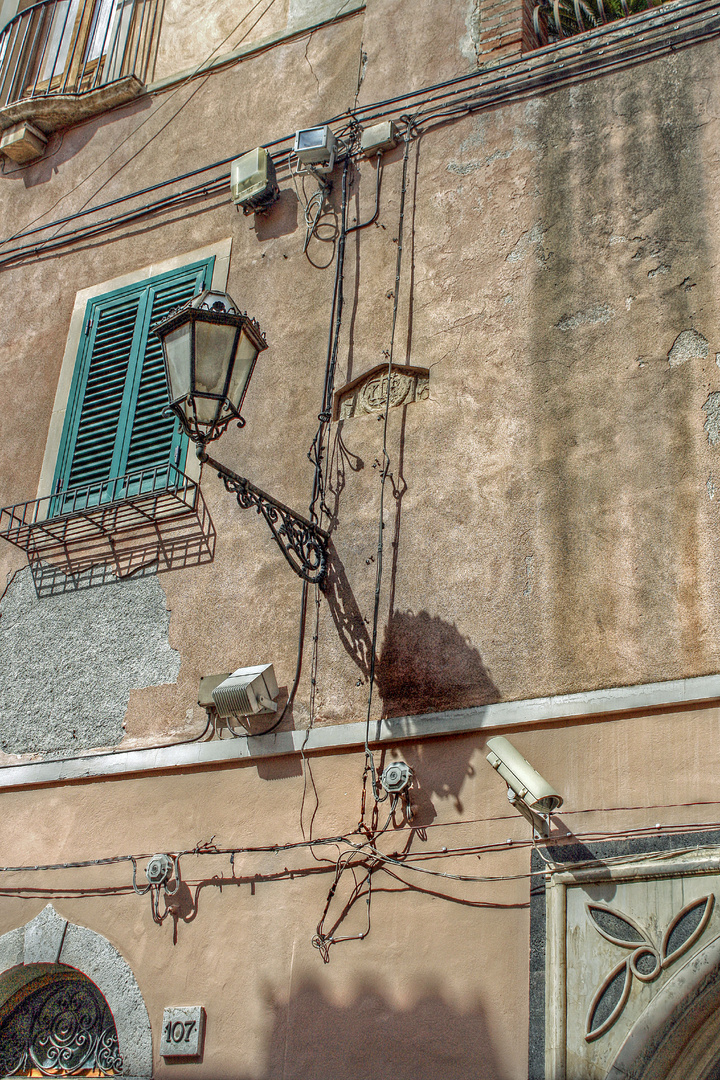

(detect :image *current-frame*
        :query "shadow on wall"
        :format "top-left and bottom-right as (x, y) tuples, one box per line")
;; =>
(324, 558), (499, 718)
(251, 978), (502, 1080)
(375, 609), (500, 717)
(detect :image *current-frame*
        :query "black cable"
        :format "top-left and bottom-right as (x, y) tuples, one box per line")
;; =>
(345, 152), (382, 234)
(308, 151), (350, 524)
(0, 0), (283, 252)
(362, 122), (412, 804)
(2, 0), (713, 263)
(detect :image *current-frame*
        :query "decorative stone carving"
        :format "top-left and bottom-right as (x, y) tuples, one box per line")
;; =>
(333, 364), (429, 421)
(584, 896), (714, 1042)
(543, 848), (720, 1080)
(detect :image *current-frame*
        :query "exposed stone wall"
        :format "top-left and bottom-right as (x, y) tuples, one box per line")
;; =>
(0, 569), (180, 756)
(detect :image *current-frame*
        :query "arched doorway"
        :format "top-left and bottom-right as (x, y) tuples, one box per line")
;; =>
(0, 965), (122, 1076)
(0, 906), (152, 1078)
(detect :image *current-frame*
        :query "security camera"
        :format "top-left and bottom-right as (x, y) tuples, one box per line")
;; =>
(486, 736), (562, 836)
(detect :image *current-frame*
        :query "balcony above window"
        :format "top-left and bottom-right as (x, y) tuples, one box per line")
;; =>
(531, 0), (667, 48)
(0, 0), (155, 160)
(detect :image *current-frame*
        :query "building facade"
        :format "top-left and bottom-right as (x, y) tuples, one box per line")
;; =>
(0, 0), (719, 1074)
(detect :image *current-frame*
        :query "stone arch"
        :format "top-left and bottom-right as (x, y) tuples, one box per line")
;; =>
(0, 904), (152, 1078)
(605, 932), (720, 1080)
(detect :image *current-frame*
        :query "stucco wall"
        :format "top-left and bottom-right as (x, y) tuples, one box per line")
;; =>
(0, 702), (716, 1077)
(0, 568), (179, 755)
(0, 4), (718, 752)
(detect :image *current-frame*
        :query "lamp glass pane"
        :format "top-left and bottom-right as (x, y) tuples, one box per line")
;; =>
(193, 394), (223, 426)
(227, 331), (259, 410)
(297, 127), (325, 150)
(162, 321), (192, 402)
(194, 320), (237, 397)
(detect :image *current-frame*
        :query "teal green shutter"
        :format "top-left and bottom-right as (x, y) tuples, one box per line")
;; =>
(52, 258), (214, 513)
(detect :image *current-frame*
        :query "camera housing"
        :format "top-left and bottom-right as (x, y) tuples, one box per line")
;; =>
(485, 736), (563, 813)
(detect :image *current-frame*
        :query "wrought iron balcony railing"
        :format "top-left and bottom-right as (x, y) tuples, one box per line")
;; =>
(0, 0), (157, 110)
(532, 0), (667, 46)
(0, 463), (216, 594)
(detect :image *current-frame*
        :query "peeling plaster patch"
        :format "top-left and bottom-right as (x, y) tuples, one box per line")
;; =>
(555, 304), (614, 332)
(459, 122), (485, 154)
(609, 235), (628, 245)
(703, 393), (720, 446)
(486, 147), (512, 164)
(524, 99), (541, 125)
(507, 222), (545, 264)
(708, 475), (716, 500)
(648, 264), (670, 278)
(668, 329), (709, 367)
(523, 555), (534, 597)
(0, 567), (180, 756)
(447, 160), (482, 176)
(715, 352), (720, 367)
(625, 297), (634, 310)
(460, 0), (481, 64)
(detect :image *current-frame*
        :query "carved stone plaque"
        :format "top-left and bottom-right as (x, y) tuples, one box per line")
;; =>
(160, 1006), (205, 1057)
(544, 849), (720, 1080)
(333, 363), (429, 420)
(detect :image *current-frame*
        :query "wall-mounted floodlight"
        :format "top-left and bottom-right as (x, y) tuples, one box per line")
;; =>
(293, 126), (337, 174)
(211, 664), (279, 718)
(485, 736), (563, 837)
(231, 147), (279, 214)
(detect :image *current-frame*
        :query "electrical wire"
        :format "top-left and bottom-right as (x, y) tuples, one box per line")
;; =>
(1, 0), (715, 266)
(361, 120), (413, 809)
(307, 150), (351, 523)
(0, 0), (282, 251)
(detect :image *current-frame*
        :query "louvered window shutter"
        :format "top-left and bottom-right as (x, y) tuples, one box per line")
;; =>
(52, 259), (214, 513)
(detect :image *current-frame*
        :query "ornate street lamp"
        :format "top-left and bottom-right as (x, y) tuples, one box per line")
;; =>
(154, 290), (328, 585)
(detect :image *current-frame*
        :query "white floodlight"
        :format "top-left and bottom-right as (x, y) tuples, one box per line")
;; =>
(293, 126), (337, 174)
(211, 664), (279, 717)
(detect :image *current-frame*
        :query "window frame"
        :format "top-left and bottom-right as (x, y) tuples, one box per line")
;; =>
(37, 239), (232, 506)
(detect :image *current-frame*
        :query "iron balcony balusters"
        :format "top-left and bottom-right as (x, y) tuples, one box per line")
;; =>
(0, 0), (157, 110)
(532, 0), (668, 45)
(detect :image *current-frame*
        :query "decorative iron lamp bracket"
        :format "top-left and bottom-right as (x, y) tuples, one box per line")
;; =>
(198, 449), (329, 586)
(153, 289), (329, 587)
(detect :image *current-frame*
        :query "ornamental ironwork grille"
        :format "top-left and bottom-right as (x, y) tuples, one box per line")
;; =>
(0, 971), (122, 1076)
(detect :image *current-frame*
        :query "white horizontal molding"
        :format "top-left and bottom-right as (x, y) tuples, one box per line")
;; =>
(0, 673), (718, 790)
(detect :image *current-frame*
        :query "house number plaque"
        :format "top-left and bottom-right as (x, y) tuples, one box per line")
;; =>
(160, 1006), (205, 1057)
